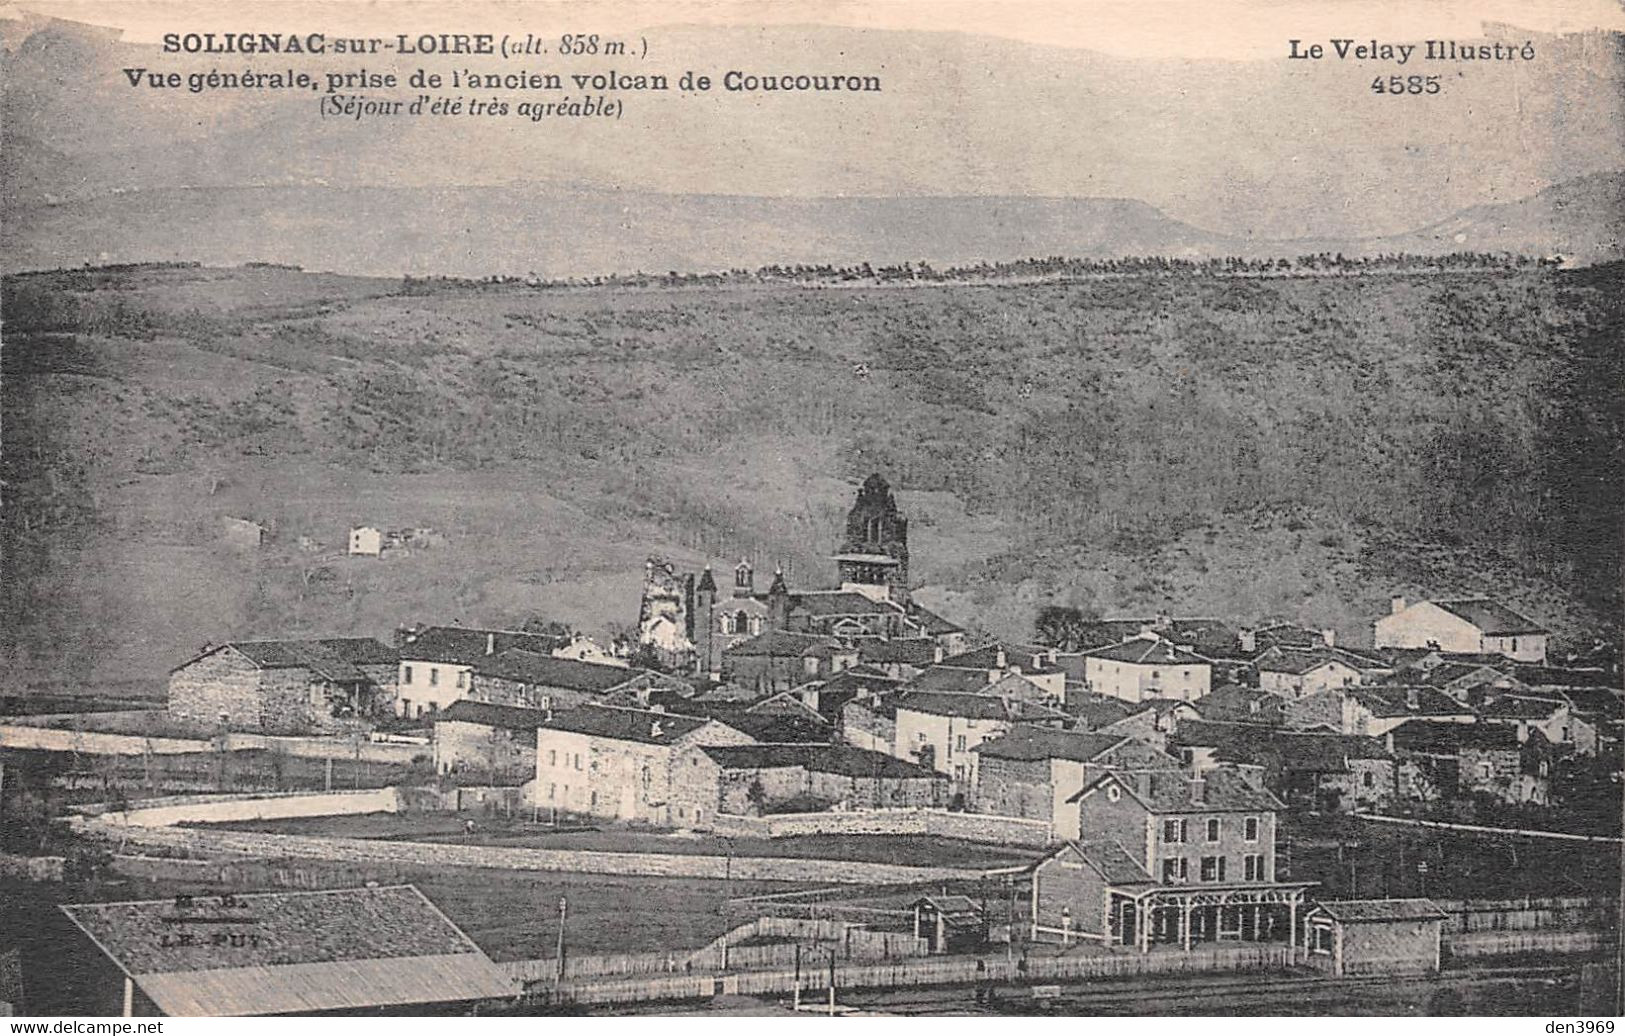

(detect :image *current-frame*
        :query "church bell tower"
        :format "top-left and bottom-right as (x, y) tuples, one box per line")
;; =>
(831, 474), (909, 605)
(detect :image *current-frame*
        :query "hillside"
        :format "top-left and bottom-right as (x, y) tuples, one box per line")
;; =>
(1, 263), (1620, 690)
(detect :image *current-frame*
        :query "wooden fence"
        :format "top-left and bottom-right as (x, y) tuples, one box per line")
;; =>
(541, 943), (1295, 1006)
(1446, 930), (1608, 959)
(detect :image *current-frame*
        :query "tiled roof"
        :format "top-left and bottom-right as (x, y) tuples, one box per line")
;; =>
(1511, 665), (1613, 688)
(436, 700), (549, 741)
(1350, 686), (1475, 718)
(541, 704), (715, 745)
(1388, 720), (1519, 753)
(1256, 648), (1361, 676)
(699, 743), (940, 779)
(1310, 898), (1448, 923)
(820, 667), (907, 693)
(973, 725), (1129, 763)
(1053, 840), (1155, 886)
(476, 649), (641, 692)
(1074, 618), (1237, 655)
(1480, 695), (1566, 720)
(941, 642), (1057, 671)
(1429, 597), (1549, 636)
(59, 886), (514, 1015)
(722, 629), (843, 658)
(1557, 686), (1625, 721)
(896, 691), (1065, 722)
(1074, 768), (1283, 813)
(199, 639), (396, 683)
(789, 591), (902, 617)
(398, 626), (568, 666)
(1062, 692), (1138, 729)
(1205, 730), (1392, 772)
(1084, 637), (1211, 667)
(855, 638), (941, 665)
(1190, 686), (1288, 724)
(903, 666), (998, 694)
(907, 605), (964, 635)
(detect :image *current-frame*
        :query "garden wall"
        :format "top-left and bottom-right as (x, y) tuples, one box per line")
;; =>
(711, 808), (1050, 847)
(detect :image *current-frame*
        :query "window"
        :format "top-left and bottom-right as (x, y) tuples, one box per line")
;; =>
(1362, 771), (1375, 788)
(548, 750), (557, 766)
(456, 672), (467, 689)
(1511, 638), (1519, 653)
(1161, 858), (1188, 883)
(1206, 818), (1221, 843)
(1106, 785), (1122, 802)
(575, 753), (583, 771)
(1243, 817), (1259, 843)
(403, 665), (414, 684)
(954, 764), (966, 782)
(590, 791), (597, 807)
(1244, 854), (1265, 881)
(955, 735), (967, 752)
(1478, 761), (1492, 779)
(1151, 670), (1160, 679)
(1162, 819), (1186, 844)
(1311, 924), (1333, 955)
(429, 668), (439, 687)
(918, 731), (928, 743)
(540, 695), (551, 711)
(548, 783), (556, 800)
(1200, 856), (1225, 882)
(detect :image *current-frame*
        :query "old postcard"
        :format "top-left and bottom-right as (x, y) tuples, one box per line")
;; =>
(0, 0), (1621, 1021)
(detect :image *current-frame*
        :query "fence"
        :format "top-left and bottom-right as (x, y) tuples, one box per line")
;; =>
(1446, 930), (1607, 959)
(711, 808), (1052, 847)
(546, 943), (1295, 1005)
(0, 853), (66, 882)
(1433, 896), (1616, 934)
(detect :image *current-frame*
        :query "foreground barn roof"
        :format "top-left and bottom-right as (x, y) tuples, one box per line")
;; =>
(60, 886), (514, 1016)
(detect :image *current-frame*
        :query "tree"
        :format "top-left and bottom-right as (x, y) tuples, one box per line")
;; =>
(521, 617), (574, 639)
(1034, 605), (1088, 650)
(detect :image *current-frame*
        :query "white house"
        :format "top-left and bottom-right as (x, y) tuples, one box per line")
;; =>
(1081, 636), (1212, 702)
(1374, 596), (1549, 663)
(891, 691), (1065, 795)
(348, 526), (383, 556)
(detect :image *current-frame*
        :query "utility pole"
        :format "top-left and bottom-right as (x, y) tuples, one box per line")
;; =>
(555, 896), (568, 988)
(792, 942), (801, 1011)
(827, 947), (836, 1016)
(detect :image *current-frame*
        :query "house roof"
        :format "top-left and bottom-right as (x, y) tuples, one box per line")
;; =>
(1555, 686), (1625, 721)
(1350, 686), (1476, 719)
(854, 638), (941, 665)
(1511, 665), (1614, 689)
(896, 691), (1065, 722)
(941, 642), (1058, 671)
(722, 629), (844, 658)
(1480, 695), (1567, 720)
(397, 626), (568, 666)
(1190, 686), (1288, 724)
(185, 639), (397, 682)
(1083, 637), (1211, 667)
(1071, 768), (1283, 813)
(541, 704), (715, 745)
(1388, 720), (1520, 753)
(1256, 648), (1362, 676)
(1042, 840), (1156, 887)
(60, 886), (514, 1016)
(911, 895), (986, 927)
(903, 666), (998, 694)
(1308, 898), (1448, 923)
(475, 649), (641, 693)
(973, 725), (1130, 763)
(699, 743), (940, 779)
(435, 700), (549, 743)
(1428, 598), (1549, 636)
(789, 591), (903, 617)
(907, 604), (964, 636)
(1205, 730), (1393, 772)
(1061, 692), (1139, 729)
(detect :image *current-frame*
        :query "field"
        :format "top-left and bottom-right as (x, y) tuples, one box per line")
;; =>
(194, 809), (1036, 869)
(2, 262), (1620, 692)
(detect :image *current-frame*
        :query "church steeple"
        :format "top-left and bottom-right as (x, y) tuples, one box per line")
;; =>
(832, 474), (909, 604)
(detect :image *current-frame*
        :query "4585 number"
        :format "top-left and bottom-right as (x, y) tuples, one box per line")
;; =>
(1372, 75), (1442, 95)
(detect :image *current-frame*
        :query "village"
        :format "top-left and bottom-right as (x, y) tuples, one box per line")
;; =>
(0, 474), (1619, 1016)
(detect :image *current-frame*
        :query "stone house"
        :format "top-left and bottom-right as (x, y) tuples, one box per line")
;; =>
(841, 691), (901, 754)
(1388, 720), (1554, 805)
(854, 637), (943, 679)
(891, 691), (1067, 796)
(938, 643), (1068, 700)
(1079, 636), (1213, 703)
(720, 629), (857, 693)
(1303, 899), (1447, 977)
(972, 725), (1181, 837)
(1480, 694), (1595, 754)
(431, 700), (548, 782)
(1255, 649), (1364, 698)
(1098, 698), (1203, 749)
(533, 704), (756, 823)
(470, 649), (657, 711)
(1285, 686), (1477, 736)
(394, 626), (569, 719)
(167, 638), (397, 735)
(670, 742), (946, 821)
(1031, 768), (1310, 952)
(1374, 596), (1549, 663)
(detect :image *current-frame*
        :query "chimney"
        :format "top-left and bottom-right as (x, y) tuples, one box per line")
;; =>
(1406, 687), (1419, 710)
(1189, 778), (1206, 805)
(995, 647), (1007, 670)
(1321, 628), (1337, 648)
(486, 632), (496, 655)
(1391, 595), (1407, 616)
(1239, 629), (1256, 654)
(932, 645), (944, 663)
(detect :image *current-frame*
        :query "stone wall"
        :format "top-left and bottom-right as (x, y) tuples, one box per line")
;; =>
(167, 648), (265, 731)
(974, 755), (1051, 821)
(108, 788), (400, 827)
(709, 807), (1051, 846)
